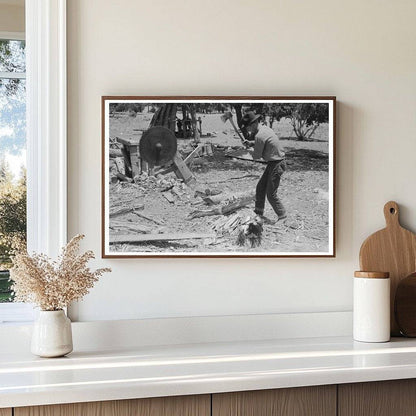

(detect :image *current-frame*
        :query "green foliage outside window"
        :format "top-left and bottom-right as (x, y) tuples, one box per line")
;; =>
(0, 161), (26, 302)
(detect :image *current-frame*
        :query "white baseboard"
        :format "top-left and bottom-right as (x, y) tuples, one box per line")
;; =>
(0, 311), (352, 353)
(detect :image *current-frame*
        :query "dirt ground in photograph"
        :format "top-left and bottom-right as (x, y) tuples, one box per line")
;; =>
(108, 112), (330, 254)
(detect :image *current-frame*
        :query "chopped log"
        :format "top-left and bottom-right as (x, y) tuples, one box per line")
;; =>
(188, 192), (255, 219)
(133, 211), (165, 226)
(110, 233), (214, 244)
(188, 207), (220, 220)
(221, 192), (254, 215)
(110, 204), (144, 218)
(162, 192), (175, 204)
(203, 190), (254, 206)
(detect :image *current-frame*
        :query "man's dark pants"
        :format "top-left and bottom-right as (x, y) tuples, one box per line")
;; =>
(254, 160), (286, 219)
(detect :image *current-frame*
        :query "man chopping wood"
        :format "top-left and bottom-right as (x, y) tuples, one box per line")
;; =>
(241, 111), (287, 223)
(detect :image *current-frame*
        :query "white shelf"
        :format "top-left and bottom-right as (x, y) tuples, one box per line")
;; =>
(2, 335), (416, 408)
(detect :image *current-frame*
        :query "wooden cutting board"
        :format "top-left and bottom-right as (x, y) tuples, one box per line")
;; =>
(359, 201), (416, 335)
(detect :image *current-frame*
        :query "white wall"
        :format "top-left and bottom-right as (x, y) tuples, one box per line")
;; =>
(67, 0), (416, 322)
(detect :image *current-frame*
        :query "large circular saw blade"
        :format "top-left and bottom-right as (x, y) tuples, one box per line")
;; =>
(139, 126), (177, 166)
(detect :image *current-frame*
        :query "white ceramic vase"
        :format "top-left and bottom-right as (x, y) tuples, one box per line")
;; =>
(31, 310), (73, 358)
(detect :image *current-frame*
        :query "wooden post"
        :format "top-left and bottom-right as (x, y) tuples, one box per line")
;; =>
(129, 144), (141, 178)
(168, 104), (177, 132)
(120, 145), (132, 177)
(172, 153), (195, 184)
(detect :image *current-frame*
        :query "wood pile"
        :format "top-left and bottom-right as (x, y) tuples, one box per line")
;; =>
(211, 213), (252, 236)
(108, 141), (262, 247)
(211, 213), (264, 248)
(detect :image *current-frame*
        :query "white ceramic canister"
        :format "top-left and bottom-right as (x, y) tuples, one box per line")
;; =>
(353, 271), (390, 342)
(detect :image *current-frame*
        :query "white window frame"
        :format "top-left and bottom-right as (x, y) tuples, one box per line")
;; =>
(0, 31), (29, 322)
(0, 0), (67, 323)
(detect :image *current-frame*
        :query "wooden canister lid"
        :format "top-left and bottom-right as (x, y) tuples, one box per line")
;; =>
(354, 271), (390, 279)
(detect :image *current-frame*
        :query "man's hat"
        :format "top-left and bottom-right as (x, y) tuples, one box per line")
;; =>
(241, 111), (261, 127)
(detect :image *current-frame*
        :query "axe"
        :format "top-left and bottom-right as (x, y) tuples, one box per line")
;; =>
(220, 111), (247, 145)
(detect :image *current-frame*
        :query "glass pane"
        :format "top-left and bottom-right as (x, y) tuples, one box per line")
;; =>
(0, 76), (26, 302)
(0, 39), (26, 73)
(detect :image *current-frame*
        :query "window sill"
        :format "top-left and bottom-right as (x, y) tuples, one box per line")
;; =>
(0, 303), (35, 324)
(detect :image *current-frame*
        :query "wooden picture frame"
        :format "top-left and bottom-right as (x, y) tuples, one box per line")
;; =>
(102, 96), (336, 258)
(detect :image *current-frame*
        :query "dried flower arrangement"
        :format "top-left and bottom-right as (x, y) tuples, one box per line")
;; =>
(10, 234), (111, 311)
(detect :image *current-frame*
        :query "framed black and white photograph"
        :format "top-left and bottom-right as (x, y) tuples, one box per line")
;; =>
(102, 96), (336, 258)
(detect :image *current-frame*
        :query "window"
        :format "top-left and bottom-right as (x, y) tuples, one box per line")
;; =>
(0, 0), (67, 324)
(0, 33), (26, 307)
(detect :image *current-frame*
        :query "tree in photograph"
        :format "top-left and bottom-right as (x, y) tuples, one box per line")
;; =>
(278, 103), (328, 141)
(110, 103), (144, 116)
(232, 104), (250, 141)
